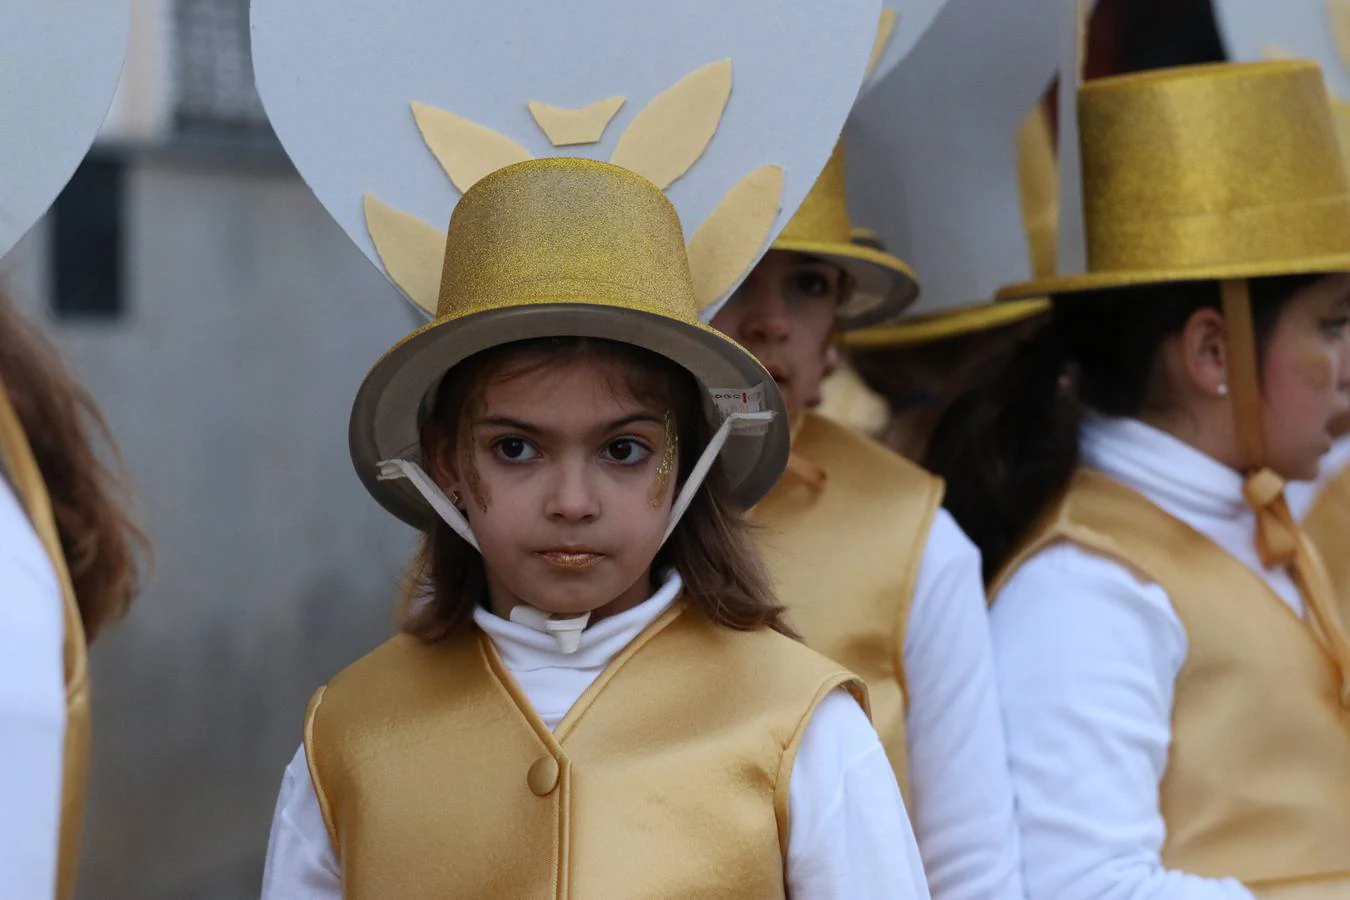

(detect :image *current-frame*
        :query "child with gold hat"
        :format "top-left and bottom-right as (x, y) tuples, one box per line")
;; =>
(931, 19), (1350, 895)
(1218, 0), (1350, 623)
(0, 5), (140, 898)
(706, 1), (1060, 895)
(251, 0), (932, 896)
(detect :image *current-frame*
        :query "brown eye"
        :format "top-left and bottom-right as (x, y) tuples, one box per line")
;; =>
(601, 438), (651, 465)
(493, 437), (538, 461)
(791, 270), (832, 297)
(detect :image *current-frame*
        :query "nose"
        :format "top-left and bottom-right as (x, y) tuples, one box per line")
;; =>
(543, 457), (600, 523)
(740, 290), (792, 343)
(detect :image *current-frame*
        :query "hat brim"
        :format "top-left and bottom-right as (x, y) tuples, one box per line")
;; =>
(770, 238), (920, 329)
(842, 298), (1051, 350)
(350, 303), (790, 530)
(998, 252), (1350, 301)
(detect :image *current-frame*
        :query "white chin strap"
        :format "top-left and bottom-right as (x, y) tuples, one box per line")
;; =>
(377, 458), (480, 550)
(376, 409), (775, 551)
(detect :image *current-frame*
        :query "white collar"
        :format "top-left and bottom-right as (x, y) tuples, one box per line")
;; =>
(472, 570), (682, 672)
(1079, 414), (1248, 522)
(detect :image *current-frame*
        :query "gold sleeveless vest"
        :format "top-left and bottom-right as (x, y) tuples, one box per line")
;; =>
(1306, 460), (1350, 618)
(305, 601), (865, 899)
(749, 411), (942, 799)
(996, 469), (1350, 896)
(0, 378), (90, 900)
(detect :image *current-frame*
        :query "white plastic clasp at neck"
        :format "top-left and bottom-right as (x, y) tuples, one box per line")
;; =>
(508, 604), (591, 654)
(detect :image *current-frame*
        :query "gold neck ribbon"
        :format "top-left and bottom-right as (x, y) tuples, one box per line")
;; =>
(1223, 280), (1350, 703)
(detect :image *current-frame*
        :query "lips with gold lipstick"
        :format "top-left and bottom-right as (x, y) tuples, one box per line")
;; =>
(535, 548), (605, 571)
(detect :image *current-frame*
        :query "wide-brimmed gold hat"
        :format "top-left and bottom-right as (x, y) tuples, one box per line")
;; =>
(771, 142), (919, 329)
(351, 158), (790, 529)
(1001, 61), (1350, 300)
(842, 298), (1050, 350)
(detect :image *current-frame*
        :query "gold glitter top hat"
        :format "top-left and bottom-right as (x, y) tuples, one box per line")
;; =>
(350, 158), (789, 528)
(771, 141), (919, 329)
(1001, 60), (1350, 300)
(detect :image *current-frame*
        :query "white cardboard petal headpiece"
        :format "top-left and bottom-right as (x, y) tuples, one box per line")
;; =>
(0, 1), (130, 259)
(1214, 1), (1350, 100)
(250, 0), (880, 321)
(844, 0), (1062, 315)
(864, 1), (949, 87)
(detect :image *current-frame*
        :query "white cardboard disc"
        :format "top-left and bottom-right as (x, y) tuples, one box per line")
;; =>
(0, 0), (130, 258)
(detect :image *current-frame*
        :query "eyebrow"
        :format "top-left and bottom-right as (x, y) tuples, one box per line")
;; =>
(474, 412), (664, 438)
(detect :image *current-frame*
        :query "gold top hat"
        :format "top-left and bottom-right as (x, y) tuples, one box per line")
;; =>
(1002, 60), (1350, 300)
(771, 141), (919, 328)
(351, 158), (789, 529)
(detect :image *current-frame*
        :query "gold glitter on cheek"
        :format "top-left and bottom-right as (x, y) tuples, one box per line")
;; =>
(649, 411), (678, 508)
(459, 394), (491, 512)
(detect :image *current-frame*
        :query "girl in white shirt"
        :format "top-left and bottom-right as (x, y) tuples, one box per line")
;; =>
(928, 61), (1350, 899)
(260, 160), (928, 899)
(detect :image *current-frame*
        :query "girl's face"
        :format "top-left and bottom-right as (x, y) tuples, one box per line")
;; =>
(441, 356), (678, 620)
(1260, 273), (1350, 480)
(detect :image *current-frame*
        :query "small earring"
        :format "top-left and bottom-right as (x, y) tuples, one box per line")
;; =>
(449, 489), (463, 507)
(1217, 383), (1229, 397)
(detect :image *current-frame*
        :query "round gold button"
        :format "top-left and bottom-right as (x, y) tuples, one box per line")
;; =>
(527, 756), (560, 796)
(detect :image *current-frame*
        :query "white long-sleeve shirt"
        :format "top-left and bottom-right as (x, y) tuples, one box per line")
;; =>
(992, 414), (1310, 900)
(0, 475), (66, 900)
(260, 571), (931, 899)
(902, 509), (1024, 900)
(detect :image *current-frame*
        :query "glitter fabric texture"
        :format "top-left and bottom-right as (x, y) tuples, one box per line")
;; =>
(1002, 60), (1350, 299)
(649, 411), (679, 508)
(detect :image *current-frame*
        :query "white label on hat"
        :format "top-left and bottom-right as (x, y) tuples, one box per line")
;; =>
(711, 384), (771, 435)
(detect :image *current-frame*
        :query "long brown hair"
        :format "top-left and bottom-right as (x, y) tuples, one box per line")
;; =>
(926, 275), (1316, 583)
(402, 336), (793, 641)
(0, 292), (148, 641)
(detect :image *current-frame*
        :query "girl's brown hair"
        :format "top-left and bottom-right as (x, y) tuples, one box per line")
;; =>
(0, 292), (148, 641)
(402, 336), (793, 641)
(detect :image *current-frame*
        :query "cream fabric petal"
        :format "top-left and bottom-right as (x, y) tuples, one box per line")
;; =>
(609, 59), (732, 189)
(411, 102), (533, 193)
(364, 193), (444, 316)
(867, 9), (898, 79)
(687, 165), (784, 310)
(527, 97), (626, 146)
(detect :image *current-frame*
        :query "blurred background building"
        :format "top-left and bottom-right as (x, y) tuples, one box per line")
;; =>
(0, 0), (1253, 897)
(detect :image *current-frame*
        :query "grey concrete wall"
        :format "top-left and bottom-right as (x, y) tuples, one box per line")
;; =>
(3, 151), (423, 900)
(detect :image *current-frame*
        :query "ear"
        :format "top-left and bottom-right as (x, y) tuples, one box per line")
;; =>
(1178, 305), (1230, 398)
(424, 427), (464, 498)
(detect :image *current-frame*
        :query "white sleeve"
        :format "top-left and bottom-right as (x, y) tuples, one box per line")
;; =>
(786, 688), (931, 900)
(992, 544), (1256, 900)
(0, 492), (66, 900)
(902, 510), (1023, 900)
(260, 745), (342, 900)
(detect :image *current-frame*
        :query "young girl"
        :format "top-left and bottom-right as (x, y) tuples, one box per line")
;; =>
(261, 157), (928, 899)
(252, 0), (928, 895)
(931, 60), (1350, 898)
